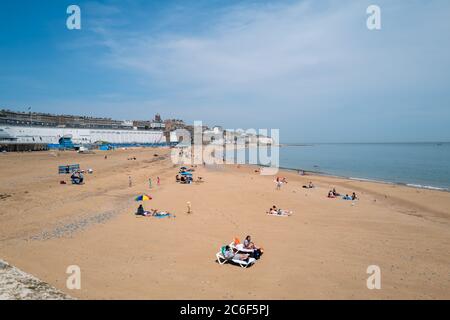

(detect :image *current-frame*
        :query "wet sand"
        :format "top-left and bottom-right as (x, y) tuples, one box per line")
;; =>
(0, 148), (449, 299)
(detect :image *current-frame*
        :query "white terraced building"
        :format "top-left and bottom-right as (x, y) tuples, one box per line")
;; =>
(0, 109), (167, 148)
(0, 125), (166, 145)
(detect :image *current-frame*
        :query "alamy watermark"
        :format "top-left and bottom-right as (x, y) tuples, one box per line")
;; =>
(367, 5), (381, 30)
(66, 5), (81, 30)
(66, 265), (81, 290)
(366, 265), (381, 289)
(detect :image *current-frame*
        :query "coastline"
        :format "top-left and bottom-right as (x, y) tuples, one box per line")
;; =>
(272, 165), (450, 193)
(273, 142), (450, 192)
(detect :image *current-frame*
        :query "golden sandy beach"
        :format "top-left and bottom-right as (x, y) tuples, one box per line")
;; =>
(0, 148), (449, 299)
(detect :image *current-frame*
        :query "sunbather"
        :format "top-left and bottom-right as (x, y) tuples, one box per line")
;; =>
(328, 190), (336, 198)
(243, 235), (257, 249)
(277, 209), (292, 216)
(267, 206), (292, 216)
(223, 245), (250, 261)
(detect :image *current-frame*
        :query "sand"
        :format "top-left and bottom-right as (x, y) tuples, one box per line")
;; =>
(0, 148), (449, 299)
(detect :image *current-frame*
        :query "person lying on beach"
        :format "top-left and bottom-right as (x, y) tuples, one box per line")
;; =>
(145, 209), (171, 217)
(342, 194), (352, 200)
(277, 209), (292, 216)
(223, 245), (250, 261)
(328, 190), (336, 198)
(267, 207), (292, 216)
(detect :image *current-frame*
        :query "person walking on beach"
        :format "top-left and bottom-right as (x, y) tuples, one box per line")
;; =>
(157, 176), (160, 186)
(148, 178), (152, 189)
(187, 201), (191, 214)
(276, 178), (282, 190)
(128, 176), (132, 188)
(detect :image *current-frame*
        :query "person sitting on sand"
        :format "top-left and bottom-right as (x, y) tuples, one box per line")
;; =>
(136, 204), (150, 216)
(351, 192), (358, 200)
(71, 170), (83, 184)
(223, 245), (250, 261)
(328, 190), (336, 198)
(78, 171), (84, 184)
(176, 174), (180, 182)
(332, 188), (340, 196)
(243, 235), (258, 250)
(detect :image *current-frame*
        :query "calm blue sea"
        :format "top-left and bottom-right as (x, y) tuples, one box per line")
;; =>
(223, 142), (450, 190)
(276, 143), (450, 191)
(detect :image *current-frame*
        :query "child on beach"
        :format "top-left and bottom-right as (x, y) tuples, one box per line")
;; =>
(276, 179), (282, 190)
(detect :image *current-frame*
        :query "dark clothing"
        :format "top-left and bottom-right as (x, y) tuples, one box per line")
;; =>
(136, 205), (145, 216)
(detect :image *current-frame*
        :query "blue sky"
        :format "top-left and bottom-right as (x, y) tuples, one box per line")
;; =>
(0, 0), (449, 142)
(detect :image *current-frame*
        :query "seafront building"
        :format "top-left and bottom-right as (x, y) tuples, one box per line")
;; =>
(0, 109), (166, 151)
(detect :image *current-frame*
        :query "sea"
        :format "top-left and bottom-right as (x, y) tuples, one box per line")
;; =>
(225, 142), (450, 191)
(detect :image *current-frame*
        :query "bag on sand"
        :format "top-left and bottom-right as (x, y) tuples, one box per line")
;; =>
(252, 249), (262, 260)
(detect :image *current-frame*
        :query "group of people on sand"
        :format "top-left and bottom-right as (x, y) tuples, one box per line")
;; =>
(223, 235), (263, 261)
(327, 188), (358, 200)
(266, 205), (292, 216)
(70, 170), (84, 184)
(175, 174), (193, 184)
(136, 204), (171, 217)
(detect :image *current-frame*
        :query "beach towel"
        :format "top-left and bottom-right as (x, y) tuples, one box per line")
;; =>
(267, 212), (289, 217)
(154, 212), (172, 218)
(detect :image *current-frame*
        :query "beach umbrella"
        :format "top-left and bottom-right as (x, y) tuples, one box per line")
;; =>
(180, 172), (192, 176)
(135, 194), (152, 201)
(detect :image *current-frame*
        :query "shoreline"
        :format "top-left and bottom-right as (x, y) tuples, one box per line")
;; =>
(271, 165), (450, 193)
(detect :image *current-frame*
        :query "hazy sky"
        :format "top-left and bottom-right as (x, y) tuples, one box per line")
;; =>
(0, 0), (449, 142)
